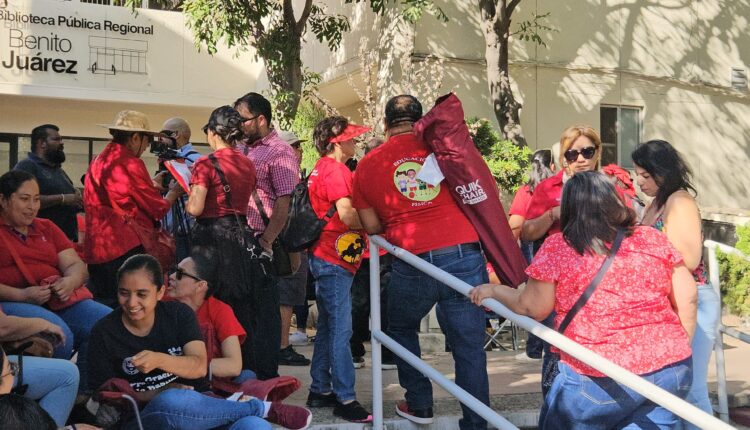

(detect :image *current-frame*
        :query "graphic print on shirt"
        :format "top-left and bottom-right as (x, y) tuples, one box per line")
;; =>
(393, 161), (439, 202)
(335, 232), (365, 264)
(122, 346), (184, 391)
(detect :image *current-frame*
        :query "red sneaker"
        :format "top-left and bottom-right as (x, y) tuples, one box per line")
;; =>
(396, 399), (434, 425)
(266, 402), (312, 430)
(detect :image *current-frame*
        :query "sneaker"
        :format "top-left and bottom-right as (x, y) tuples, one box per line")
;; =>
(396, 400), (434, 425)
(288, 331), (308, 346)
(279, 346), (311, 366)
(333, 400), (372, 423)
(266, 402), (312, 430)
(353, 356), (365, 369)
(381, 359), (397, 370)
(306, 391), (337, 408)
(515, 352), (542, 361)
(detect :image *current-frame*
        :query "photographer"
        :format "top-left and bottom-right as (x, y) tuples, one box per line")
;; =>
(158, 118), (202, 262)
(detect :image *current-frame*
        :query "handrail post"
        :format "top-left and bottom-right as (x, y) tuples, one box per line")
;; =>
(370, 240), (384, 429)
(708, 243), (731, 422)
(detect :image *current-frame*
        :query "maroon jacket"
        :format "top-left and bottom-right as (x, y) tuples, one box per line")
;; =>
(414, 93), (528, 287)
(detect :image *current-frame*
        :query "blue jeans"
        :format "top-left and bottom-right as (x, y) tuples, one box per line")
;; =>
(10, 356), (79, 427)
(308, 255), (356, 402)
(540, 357), (692, 429)
(388, 246), (489, 430)
(234, 369), (258, 384)
(1, 299), (111, 392)
(677, 284), (720, 430)
(123, 388), (271, 430)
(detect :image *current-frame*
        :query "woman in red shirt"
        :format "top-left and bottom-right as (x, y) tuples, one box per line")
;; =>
(471, 171), (696, 429)
(305, 116), (372, 423)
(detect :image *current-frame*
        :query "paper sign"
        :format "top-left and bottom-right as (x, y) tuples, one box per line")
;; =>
(416, 153), (445, 186)
(164, 160), (192, 193)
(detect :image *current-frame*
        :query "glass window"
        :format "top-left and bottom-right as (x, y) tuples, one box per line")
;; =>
(599, 106), (642, 168)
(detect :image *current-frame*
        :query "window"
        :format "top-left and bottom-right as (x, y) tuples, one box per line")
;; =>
(600, 106), (642, 169)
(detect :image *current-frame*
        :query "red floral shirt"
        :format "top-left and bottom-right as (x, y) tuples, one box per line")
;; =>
(526, 226), (692, 376)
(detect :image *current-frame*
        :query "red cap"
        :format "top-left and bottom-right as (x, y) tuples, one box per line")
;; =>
(330, 124), (371, 143)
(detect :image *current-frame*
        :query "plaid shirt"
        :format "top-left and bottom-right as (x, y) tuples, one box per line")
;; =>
(239, 130), (300, 234)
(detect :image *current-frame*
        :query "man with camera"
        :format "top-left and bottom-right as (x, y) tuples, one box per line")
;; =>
(157, 118), (202, 262)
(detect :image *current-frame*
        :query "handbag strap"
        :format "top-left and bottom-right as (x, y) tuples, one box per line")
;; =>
(557, 228), (626, 334)
(209, 154), (252, 237)
(0, 228), (38, 286)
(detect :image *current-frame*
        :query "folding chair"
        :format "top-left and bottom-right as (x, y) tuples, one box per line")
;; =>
(484, 311), (519, 351)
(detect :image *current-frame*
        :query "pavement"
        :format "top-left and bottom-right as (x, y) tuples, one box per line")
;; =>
(276, 315), (750, 429)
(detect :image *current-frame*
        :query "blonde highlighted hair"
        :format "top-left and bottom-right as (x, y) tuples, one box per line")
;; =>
(558, 125), (602, 169)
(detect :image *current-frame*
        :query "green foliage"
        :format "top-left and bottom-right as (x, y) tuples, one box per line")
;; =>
(467, 118), (531, 193)
(345, 0), (447, 23)
(510, 12), (556, 47)
(291, 100), (327, 174)
(717, 224), (750, 317)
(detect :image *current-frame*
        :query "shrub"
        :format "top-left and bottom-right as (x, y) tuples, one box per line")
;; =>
(290, 100), (326, 175)
(467, 118), (532, 193)
(717, 224), (750, 318)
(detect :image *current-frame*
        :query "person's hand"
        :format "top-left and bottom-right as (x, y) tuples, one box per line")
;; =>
(469, 284), (499, 306)
(39, 320), (66, 346)
(23, 285), (52, 305)
(51, 277), (78, 302)
(168, 179), (185, 196)
(550, 206), (561, 222)
(152, 171), (169, 192)
(259, 235), (273, 253)
(131, 350), (164, 374)
(65, 189), (83, 209)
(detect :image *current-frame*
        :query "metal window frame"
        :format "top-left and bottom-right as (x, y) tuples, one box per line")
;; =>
(600, 104), (643, 167)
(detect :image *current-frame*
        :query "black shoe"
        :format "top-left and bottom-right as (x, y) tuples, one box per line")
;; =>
(353, 356), (365, 369)
(307, 391), (337, 408)
(396, 400), (434, 425)
(333, 400), (372, 423)
(279, 346), (311, 366)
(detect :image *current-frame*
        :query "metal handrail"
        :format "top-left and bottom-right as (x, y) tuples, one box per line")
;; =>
(704, 240), (750, 423)
(369, 235), (736, 430)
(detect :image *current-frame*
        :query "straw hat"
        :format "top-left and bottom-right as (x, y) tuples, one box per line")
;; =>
(98, 110), (164, 136)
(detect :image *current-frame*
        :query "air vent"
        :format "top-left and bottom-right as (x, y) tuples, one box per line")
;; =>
(731, 67), (748, 91)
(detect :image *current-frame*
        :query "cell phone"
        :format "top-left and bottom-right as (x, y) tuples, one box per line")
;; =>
(36, 330), (62, 347)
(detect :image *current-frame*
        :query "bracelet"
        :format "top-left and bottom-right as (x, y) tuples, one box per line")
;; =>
(60, 194), (65, 205)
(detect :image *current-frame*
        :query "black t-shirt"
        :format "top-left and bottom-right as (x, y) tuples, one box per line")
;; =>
(88, 301), (206, 392)
(14, 154), (78, 241)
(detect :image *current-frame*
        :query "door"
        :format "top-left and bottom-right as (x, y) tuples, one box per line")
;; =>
(0, 134), (19, 172)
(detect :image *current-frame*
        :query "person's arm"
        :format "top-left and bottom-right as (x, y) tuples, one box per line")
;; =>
(186, 185), (208, 217)
(508, 215), (525, 241)
(357, 208), (383, 235)
(210, 335), (243, 378)
(520, 208), (558, 241)
(335, 197), (363, 230)
(669, 263), (698, 340)
(662, 192), (703, 272)
(259, 195), (290, 249)
(130, 340), (207, 379)
(0, 309), (65, 343)
(39, 190), (82, 210)
(51, 248), (88, 302)
(470, 277), (556, 321)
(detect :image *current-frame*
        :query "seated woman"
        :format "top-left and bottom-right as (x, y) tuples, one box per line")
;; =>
(471, 171), (697, 429)
(87, 254), (311, 430)
(0, 170), (111, 392)
(166, 247), (255, 384)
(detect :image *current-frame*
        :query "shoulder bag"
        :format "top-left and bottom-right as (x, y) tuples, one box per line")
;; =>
(252, 192), (294, 276)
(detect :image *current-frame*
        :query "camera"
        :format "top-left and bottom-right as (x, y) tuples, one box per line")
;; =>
(151, 131), (183, 188)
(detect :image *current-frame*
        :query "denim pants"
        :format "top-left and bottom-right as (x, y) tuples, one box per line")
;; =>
(389, 246), (489, 430)
(1, 299), (111, 392)
(123, 388), (271, 430)
(540, 357), (692, 430)
(677, 284), (720, 430)
(308, 254), (356, 403)
(10, 356), (79, 427)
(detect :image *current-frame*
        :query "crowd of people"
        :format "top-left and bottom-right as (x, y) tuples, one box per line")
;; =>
(0, 90), (718, 430)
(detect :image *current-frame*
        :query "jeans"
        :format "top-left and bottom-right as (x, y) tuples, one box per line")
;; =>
(308, 254), (356, 403)
(540, 357), (692, 430)
(677, 284), (720, 430)
(234, 369), (258, 384)
(1, 299), (111, 392)
(388, 246), (489, 430)
(10, 356), (79, 427)
(123, 388), (271, 430)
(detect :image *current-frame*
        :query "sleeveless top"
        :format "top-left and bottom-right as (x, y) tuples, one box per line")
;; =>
(652, 213), (708, 285)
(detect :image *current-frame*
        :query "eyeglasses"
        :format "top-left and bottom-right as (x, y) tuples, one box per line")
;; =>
(170, 267), (203, 282)
(1, 361), (19, 379)
(241, 114), (260, 123)
(564, 146), (597, 163)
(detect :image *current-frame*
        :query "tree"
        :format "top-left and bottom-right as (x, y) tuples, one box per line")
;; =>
(128, 0), (350, 127)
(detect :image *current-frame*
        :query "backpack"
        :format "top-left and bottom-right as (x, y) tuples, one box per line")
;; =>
(279, 171), (337, 252)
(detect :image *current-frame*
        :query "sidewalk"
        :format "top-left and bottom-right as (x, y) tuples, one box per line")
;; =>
(278, 316), (750, 429)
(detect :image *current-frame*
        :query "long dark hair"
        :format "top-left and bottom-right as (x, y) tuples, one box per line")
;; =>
(631, 139), (696, 209)
(560, 171), (635, 255)
(527, 149), (554, 192)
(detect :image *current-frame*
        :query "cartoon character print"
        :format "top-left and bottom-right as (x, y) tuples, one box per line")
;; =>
(335, 232), (365, 265)
(393, 161), (440, 202)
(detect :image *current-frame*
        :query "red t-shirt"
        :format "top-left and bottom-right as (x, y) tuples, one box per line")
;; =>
(352, 133), (478, 255)
(196, 297), (247, 359)
(508, 184), (533, 217)
(526, 226), (691, 377)
(308, 157), (365, 274)
(0, 218), (73, 288)
(524, 171), (564, 235)
(191, 148), (256, 219)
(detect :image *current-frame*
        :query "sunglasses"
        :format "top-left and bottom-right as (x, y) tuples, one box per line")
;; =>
(564, 146), (597, 163)
(170, 267), (203, 282)
(1, 361), (18, 379)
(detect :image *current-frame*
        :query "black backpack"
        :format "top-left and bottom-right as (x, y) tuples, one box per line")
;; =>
(279, 171), (336, 252)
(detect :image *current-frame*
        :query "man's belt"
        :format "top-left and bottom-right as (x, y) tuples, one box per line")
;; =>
(417, 242), (482, 258)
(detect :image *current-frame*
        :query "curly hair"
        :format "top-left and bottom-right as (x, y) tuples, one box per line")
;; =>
(313, 116), (349, 156)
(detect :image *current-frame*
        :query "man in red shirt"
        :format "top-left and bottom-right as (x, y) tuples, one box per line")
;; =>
(352, 95), (490, 430)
